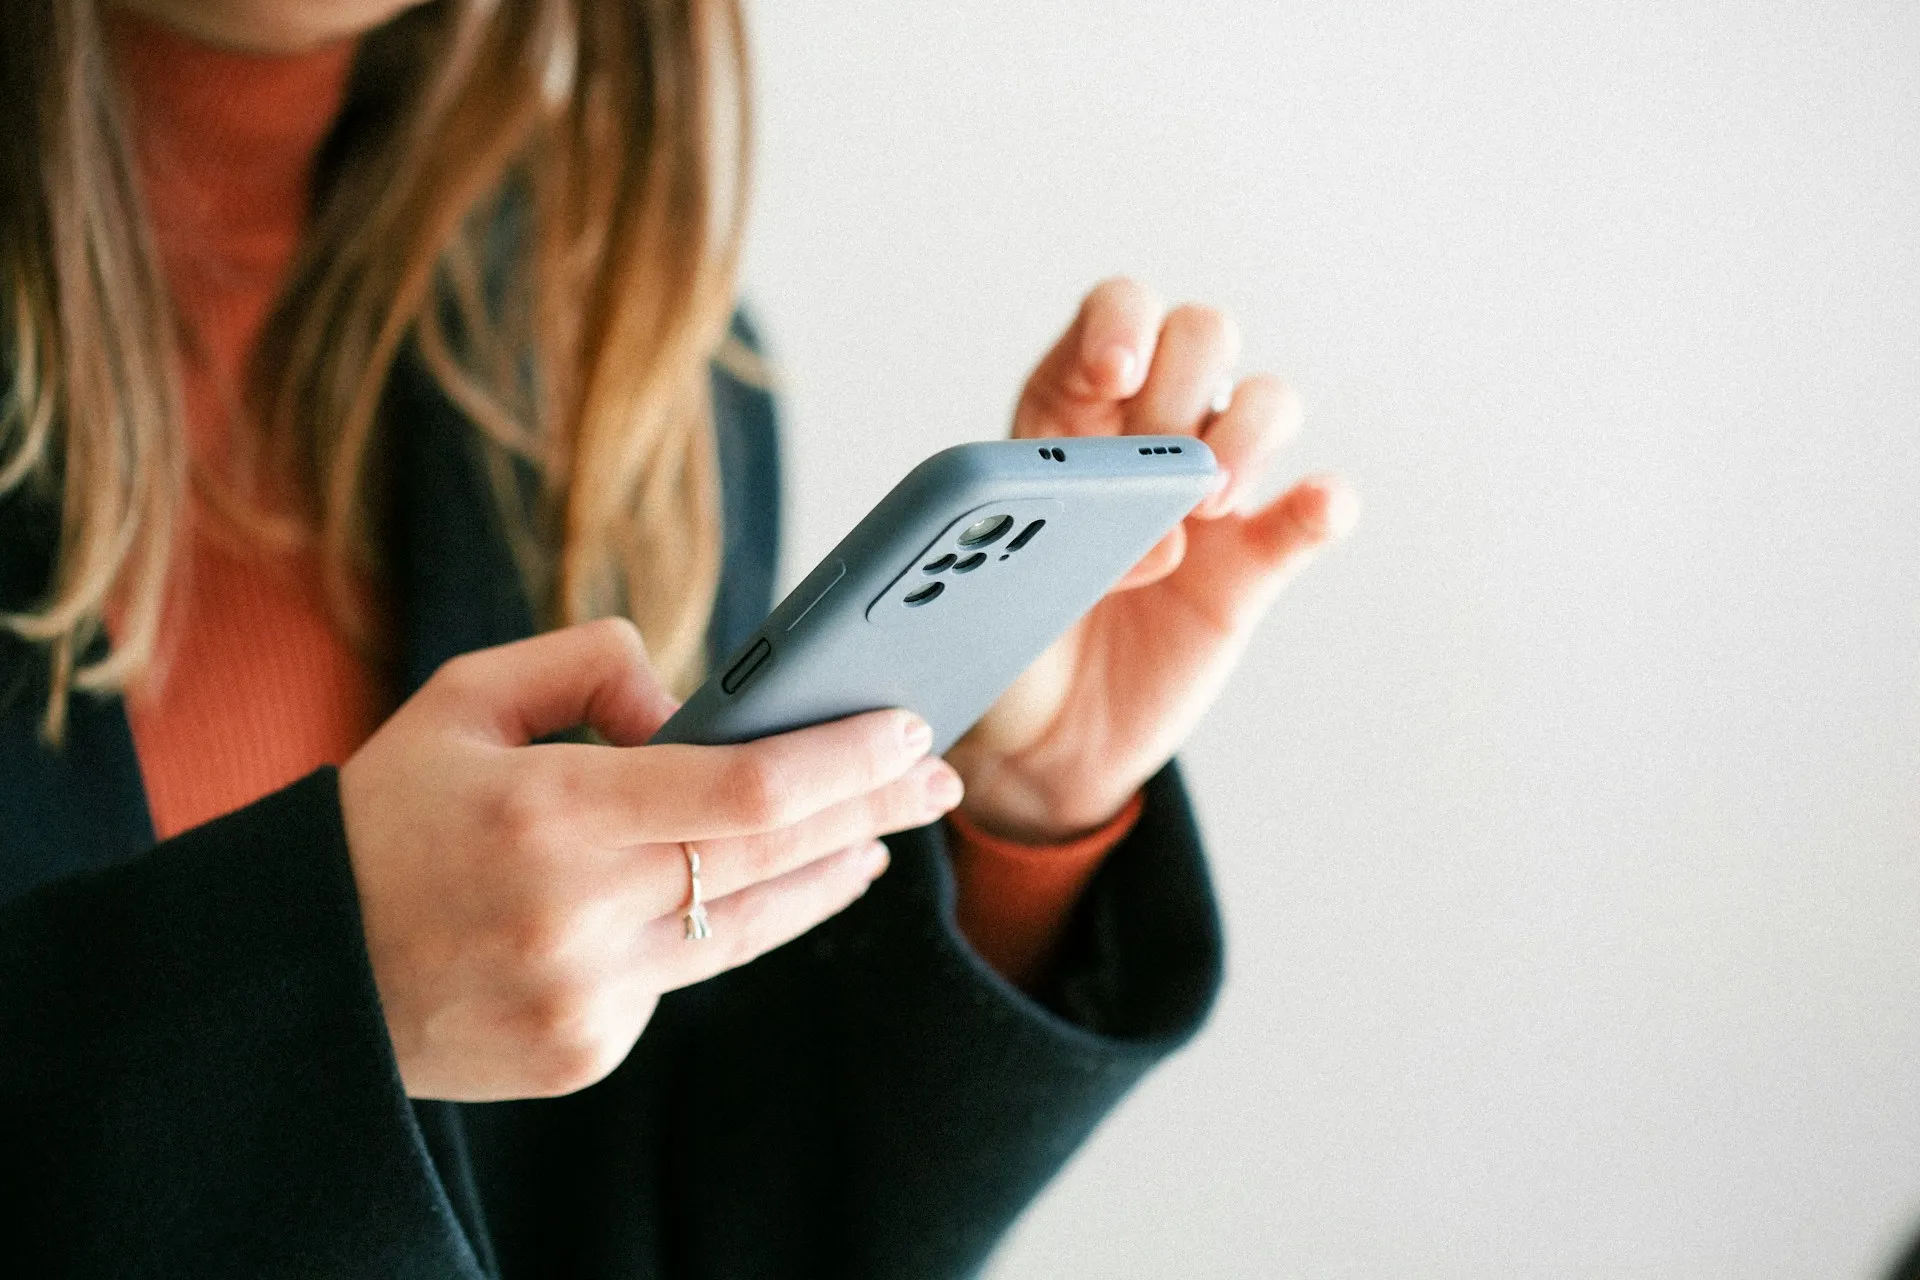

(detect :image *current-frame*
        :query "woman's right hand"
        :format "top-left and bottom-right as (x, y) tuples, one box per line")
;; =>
(338, 618), (962, 1102)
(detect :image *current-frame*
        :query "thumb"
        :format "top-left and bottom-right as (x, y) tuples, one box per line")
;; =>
(435, 618), (680, 747)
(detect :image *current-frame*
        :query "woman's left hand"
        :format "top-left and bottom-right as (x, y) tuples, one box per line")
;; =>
(945, 278), (1358, 843)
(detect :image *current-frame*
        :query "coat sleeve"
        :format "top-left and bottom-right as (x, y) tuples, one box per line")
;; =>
(659, 760), (1223, 1279)
(838, 761), (1222, 1276)
(0, 767), (485, 1279)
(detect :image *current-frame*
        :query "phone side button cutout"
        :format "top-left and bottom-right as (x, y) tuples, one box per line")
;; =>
(721, 637), (773, 695)
(786, 557), (846, 631)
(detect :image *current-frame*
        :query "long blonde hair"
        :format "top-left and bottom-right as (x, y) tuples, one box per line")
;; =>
(0, 0), (750, 741)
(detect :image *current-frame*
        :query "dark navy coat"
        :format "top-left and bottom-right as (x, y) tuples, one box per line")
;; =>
(0, 320), (1223, 1277)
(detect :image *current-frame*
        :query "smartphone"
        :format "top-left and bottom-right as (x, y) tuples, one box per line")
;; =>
(651, 435), (1219, 754)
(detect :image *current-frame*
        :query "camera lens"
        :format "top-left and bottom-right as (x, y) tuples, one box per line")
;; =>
(957, 514), (1013, 548)
(903, 581), (944, 606)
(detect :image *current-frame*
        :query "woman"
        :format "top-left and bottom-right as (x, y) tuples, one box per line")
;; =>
(0, 0), (1354, 1274)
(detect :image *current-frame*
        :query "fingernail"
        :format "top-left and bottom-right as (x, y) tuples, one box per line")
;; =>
(1323, 483), (1361, 538)
(1198, 470), (1233, 518)
(860, 840), (891, 879)
(1094, 343), (1138, 394)
(925, 763), (964, 810)
(901, 714), (933, 753)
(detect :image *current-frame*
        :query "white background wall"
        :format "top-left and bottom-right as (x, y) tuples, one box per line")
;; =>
(738, 3), (1920, 1275)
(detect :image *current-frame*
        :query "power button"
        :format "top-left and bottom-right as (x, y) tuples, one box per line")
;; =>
(720, 637), (772, 695)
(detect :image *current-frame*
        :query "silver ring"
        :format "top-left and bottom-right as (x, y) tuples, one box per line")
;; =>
(682, 844), (712, 941)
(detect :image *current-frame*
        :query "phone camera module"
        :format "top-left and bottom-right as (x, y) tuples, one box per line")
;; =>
(1004, 519), (1045, 553)
(957, 514), (1013, 549)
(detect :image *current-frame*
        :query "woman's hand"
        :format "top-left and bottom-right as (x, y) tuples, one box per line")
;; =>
(946, 279), (1357, 843)
(339, 619), (963, 1101)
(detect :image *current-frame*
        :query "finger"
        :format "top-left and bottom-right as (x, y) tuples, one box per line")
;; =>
(1195, 375), (1305, 519)
(546, 706), (934, 845)
(1014, 278), (1163, 436)
(1123, 304), (1241, 438)
(1239, 474), (1360, 581)
(1110, 523), (1188, 593)
(430, 617), (677, 747)
(678, 757), (960, 904)
(648, 839), (891, 989)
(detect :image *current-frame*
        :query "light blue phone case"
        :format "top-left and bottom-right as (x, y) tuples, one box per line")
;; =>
(651, 436), (1219, 754)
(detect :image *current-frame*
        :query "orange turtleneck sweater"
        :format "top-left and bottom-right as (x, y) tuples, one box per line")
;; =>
(111, 16), (382, 843)
(109, 12), (1133, 988)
